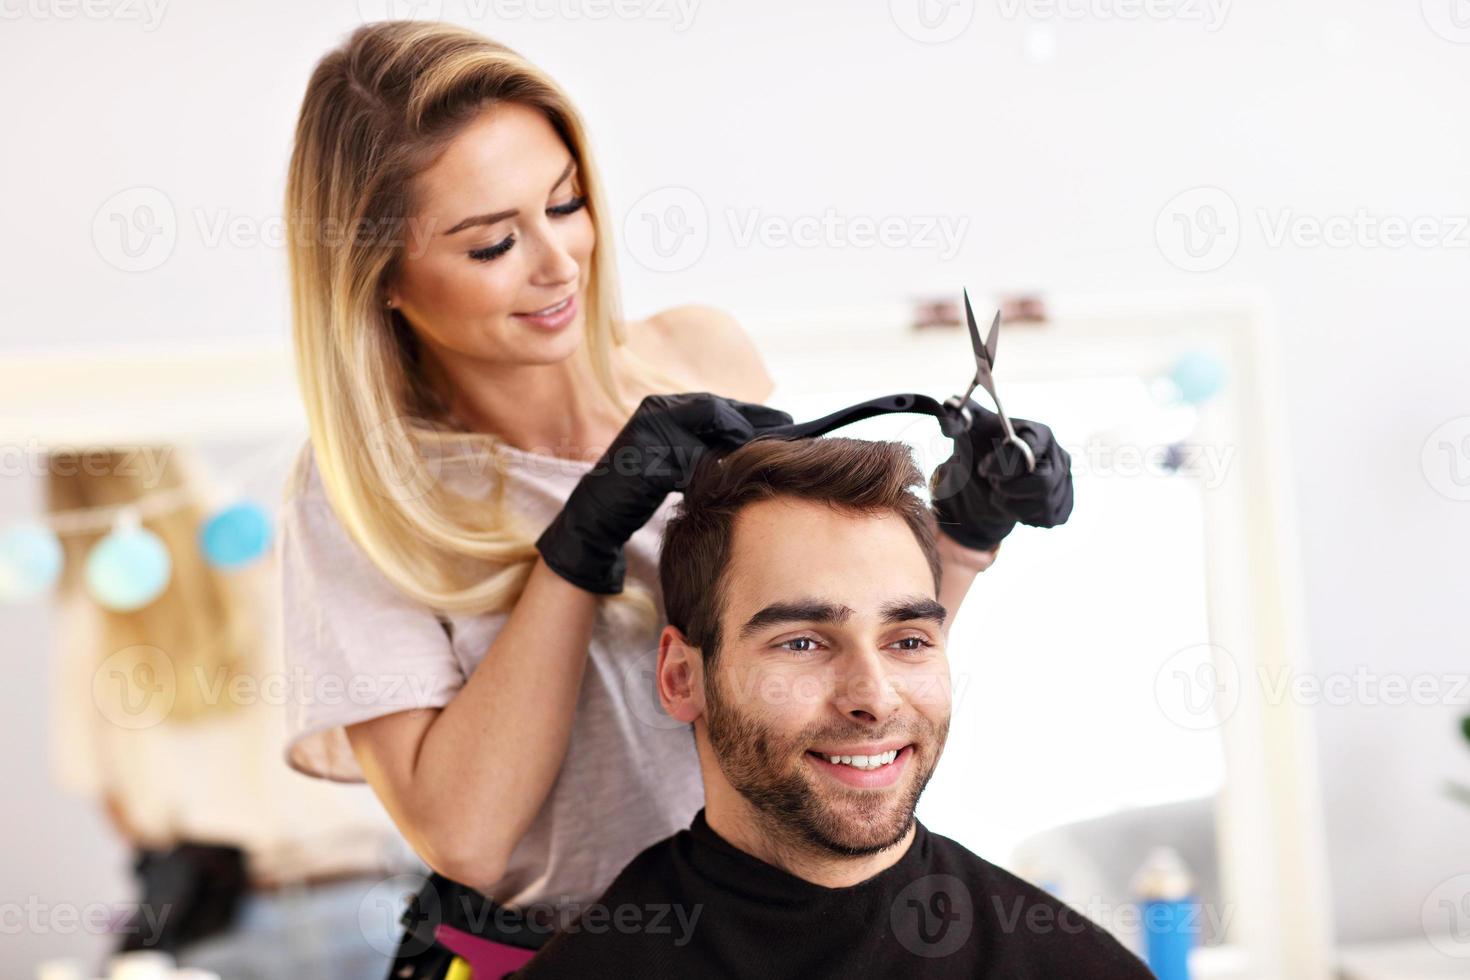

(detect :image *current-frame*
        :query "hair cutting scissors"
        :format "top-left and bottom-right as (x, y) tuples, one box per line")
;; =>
(940, 288), (1036, 473)
(760, 288), (1035, 474)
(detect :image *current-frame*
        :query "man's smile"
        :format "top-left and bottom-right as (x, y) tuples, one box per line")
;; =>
(803, 744), (915, 789)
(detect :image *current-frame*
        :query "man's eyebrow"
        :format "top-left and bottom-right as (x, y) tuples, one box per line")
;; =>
(737, 595), (946, 640)
(441, 158), (577, 236)
(882, 597), (948, 629)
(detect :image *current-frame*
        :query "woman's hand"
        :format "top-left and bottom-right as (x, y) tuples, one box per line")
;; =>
(929, 397), (1075, 553)
(535, 392), (793, 594)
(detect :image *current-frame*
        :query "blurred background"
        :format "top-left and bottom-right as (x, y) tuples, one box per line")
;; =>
(2, 1), (1467, 978)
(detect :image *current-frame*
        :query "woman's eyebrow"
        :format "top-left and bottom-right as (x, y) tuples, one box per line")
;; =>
(441, 157), (577, 236)
(737, 595), (945, 639)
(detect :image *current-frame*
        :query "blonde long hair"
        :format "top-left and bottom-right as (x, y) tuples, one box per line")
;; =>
(47, 447), (258, 724)
(285, 21), (689, 626)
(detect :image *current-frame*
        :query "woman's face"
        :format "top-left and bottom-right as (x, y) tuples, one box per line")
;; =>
(388, 101), (594, 369)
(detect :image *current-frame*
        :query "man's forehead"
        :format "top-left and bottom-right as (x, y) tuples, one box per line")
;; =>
(723, 498), (937, 621)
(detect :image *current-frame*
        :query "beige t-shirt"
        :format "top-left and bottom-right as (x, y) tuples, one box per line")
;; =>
(277, 437), (706, 909)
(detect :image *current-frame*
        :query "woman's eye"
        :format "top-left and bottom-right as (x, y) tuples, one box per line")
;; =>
(467, 196), (586, 262)
(468, 236), (514, 262)
(548, 194), (587, 216)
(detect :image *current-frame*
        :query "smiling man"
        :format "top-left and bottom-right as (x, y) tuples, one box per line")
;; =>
(514, 437), (1149, 978)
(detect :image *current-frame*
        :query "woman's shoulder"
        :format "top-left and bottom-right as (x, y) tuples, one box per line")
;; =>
(627, 305), (775, 404)
(278, 440), (356, 557)
(284, 437), (326, 504)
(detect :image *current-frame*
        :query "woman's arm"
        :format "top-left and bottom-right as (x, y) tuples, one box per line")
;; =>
(345, 557), (600, 892)
(935, 533), (998, 641)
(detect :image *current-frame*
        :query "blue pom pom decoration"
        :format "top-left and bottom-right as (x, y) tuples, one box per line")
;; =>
(200, 502), (272, 569)
(0, 523), (64, 602)
(1168, 350), (1226, 405)
(85, 526), (172, 611)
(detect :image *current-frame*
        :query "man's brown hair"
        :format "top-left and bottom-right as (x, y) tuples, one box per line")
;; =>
(659, 436), (943, 671)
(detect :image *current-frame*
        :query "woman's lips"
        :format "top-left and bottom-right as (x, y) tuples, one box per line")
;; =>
(804, 744), (914, 789)
(513, 293), (577, 330)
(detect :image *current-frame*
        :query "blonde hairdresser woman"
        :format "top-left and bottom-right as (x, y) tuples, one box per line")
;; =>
(277, 21), (1026, 980)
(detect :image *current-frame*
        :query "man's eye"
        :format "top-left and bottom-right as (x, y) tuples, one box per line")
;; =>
(778, 636), (934, 656)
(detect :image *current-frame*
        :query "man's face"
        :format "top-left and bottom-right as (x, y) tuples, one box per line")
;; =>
(698, 498), (952, 857)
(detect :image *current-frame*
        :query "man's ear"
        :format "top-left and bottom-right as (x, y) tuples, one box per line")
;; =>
(657, 625), (705, 724)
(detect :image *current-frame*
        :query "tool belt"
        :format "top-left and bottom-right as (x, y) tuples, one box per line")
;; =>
(387, 872), (550, 979)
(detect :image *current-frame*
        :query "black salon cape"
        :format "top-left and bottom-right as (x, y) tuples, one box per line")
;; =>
(510, 807), (1151, 979)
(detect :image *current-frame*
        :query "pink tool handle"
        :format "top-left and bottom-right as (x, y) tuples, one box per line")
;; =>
(434, 922), (540, 978)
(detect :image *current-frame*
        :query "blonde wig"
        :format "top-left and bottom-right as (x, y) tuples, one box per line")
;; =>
(284, 21), (692, 629)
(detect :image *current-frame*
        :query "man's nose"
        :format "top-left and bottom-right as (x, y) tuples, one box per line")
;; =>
(831, 648), (904, 724)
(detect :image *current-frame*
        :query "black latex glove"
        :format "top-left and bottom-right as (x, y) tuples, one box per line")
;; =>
(535, 392), (793, 594)
(929, 397), (1074, 552)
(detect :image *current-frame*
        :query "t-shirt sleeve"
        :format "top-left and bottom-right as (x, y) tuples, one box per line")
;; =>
(278, 482), (466, 783)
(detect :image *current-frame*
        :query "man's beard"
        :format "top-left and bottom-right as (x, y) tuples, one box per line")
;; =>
(703, 663), (949, 858)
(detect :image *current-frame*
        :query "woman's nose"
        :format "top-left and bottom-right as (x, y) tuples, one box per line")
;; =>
(528, 222), (580, 285)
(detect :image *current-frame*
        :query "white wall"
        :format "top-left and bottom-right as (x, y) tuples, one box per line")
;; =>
(4, 0), (1467, 954)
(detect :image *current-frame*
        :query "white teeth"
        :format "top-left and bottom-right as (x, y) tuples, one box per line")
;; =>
(527, 297), (570, 316)
(823, 749), (899, 770)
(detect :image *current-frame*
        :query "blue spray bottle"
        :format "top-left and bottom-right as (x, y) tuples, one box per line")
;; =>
(1130, 846), (1198, 980)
